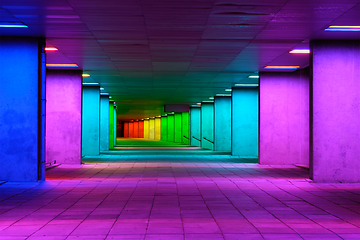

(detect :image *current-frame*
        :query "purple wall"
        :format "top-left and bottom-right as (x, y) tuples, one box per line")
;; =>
(311, 40), (360, 183)
(260, 69), (309, 166)
(46, 70), (82, 165)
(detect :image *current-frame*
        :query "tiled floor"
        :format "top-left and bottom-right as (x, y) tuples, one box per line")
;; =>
(1, 150), (360, 240)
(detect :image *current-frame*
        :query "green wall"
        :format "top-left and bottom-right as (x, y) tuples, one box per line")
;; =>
(174, 113), (182, 143)
(167, 114), (175, 142)
(161, 117), (168, 141)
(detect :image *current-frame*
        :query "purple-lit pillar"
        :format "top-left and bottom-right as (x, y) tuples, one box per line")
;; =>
(46, 70), (82, 164)
(310, 40), (360, 183)
(259, 69), (309, 166)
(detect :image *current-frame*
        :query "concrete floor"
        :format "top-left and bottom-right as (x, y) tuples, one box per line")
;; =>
(1, 150), (360, 240)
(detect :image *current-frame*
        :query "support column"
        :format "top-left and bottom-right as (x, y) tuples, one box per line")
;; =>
(260, 70), (309, 165)
(174, 113), (182, 143)
(129, 122), (134, 138)
(82, 86), (100, 156)
(190, 107), (201, 147)
(144, 119), (150, 139)
(232, 87), (258, 157)
(161, 116), (168, 141)
(0, 37), (44, 181)
(182, 112), (189, 145)
(46, 70), (82, 164)
(139, 121), (144, 138)
(124, 122), (129, 138)
(134, 121), (139, 138)
(149, 118), (155, 140)
(109, 102), (115, 149)
(214, 97), (231, 152)
(167, 114), (175, 142)
(201, 103), (214, 150)
(311, 40), (360, 182)
(100, 95), (110, 152)
(155, 117), (161, 140)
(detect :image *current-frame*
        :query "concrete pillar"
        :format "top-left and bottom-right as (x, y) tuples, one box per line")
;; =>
(134, 121), (139, 138)
(0, 37), (44, 181)
(82, 86), (100, 156)
(109, 102), (115, 149)
(174, 113), (182, 143)
(124, 122), (129, 138)
(214, 97), (231, 152)
(259, 70), (309, 165)
(46, 70), (82, 164)
(232, 87), (258, 157)
(311, 40), (360, 183)
(167, 114), (175, 142)
(201, 103), (214, 150)
(139, 121), (144, 138)
(155, 117), (161, 140)
(161, 116), (168, 141)
(182, 112), (189, 145)
(129, 122), (134, 138)
(190, 107), (201, 147)
(144, 119), (150, 139)
(149, 118), (155, 139)
(100, 95), (110, 152)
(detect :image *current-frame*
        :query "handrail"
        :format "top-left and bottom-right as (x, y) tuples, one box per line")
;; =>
(203, 137), (214, 144)
(183, 136), (189, 140)
(192, 136), (201, 142)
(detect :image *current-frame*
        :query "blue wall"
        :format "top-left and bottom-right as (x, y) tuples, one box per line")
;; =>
(190, 107), (201, 147)
(82, 86), (100, 156)
(201, 103), (214, 150)
(232, 87), (259, 157)
(214, 96), (231, 152)
(0, 37), (42, 181)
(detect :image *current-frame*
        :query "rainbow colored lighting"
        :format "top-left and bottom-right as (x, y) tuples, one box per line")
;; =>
(46, 64), (78, 67)
(289, 49), (310, 54)
(45, 47), (58, 51)
(264, 66), (300, 69)
(325, 25), (360, 31)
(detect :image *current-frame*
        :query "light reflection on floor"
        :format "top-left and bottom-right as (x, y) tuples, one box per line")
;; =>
(1, 150), (360, 240)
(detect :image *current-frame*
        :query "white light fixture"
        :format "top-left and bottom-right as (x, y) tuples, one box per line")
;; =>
(82, 73), (90, 77)
(209, 97), (214, 100)
(100, 87), (105, 90)
(225, 89), (232, 91)
(248, 75), (259, 79)
(215, 94), (232, 97)
(235, 84), (259, 87)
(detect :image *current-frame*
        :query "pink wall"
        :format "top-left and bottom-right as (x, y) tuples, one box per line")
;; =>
(46, 70), (82, 164)
(260, 69), (309, 166)
(311, 40), (360, 182)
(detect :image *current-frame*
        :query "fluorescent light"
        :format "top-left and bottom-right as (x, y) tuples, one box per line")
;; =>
(109, 96), (112, 98)
(225, 89), (232, 91)
(197, 103), (201, 105)
(202, 101), (214, 103)
(45, 47), (58, 51)
(215, 94), (232, 97)
(235, 84), (259, 87)
(264, 66), (300, 69)
(46, 64), (78, 67)
(248, 75), (259, 78)
(0, 23), (28, 28)
(82, 83), (99, 85)
(191, 105), (201, 107)
(100, 93), (109, 95)
(325, 25), (360, 31)
(209, 97), (214, 100)
(82, 73), (90, 77)
(289, 49), (310, 54)
(100, 87), (105, 90)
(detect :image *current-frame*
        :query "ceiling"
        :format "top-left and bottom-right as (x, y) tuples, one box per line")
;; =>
(1, 0), (360, 120)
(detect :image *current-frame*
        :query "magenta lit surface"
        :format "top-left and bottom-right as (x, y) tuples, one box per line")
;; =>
(1, 150), (360, 238)
(260, 70), (309, 166)
(46, 70), (82, 164)
(311, 40), (360, 183)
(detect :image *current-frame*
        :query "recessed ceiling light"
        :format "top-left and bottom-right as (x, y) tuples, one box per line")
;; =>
(202, 101), (214, 103)
(100, 93), (109, 95)
(225, 89), (232, 91)
(289, 49), (310, 54)
(82, 83), (99, 85)
(197, 103), (201, 105)
(215, 94), (232, 97)
(46, 64), (78, 67)
(325, 25), (360, 31)
(209, 97), (214, 100)
(264, 66), (300, 69)
(235, 84), (259, 87)
(0, 23), (28, 28)
(100, 87), (105, 90)
(45, 47), (58, 51)
(248, 75), (259, 78)
(109, 96), (112, 98)
(82, 73), (90, 77)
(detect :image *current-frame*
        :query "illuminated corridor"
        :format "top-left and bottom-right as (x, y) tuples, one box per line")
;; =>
(1, 150), (360, 239)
